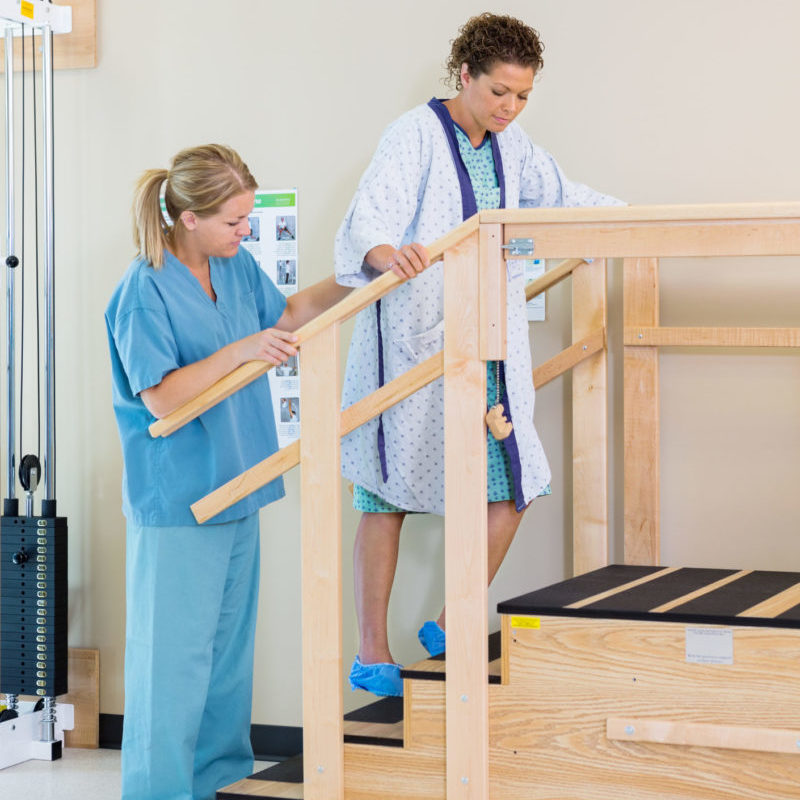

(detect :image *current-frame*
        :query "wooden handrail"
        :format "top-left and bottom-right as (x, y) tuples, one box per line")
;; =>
(148, 216), (480, 439)
(189, 324), (606, 524)
(481, 201), (800, 225)
(524, 258), (586, 302)
(191, 353), (444, 523)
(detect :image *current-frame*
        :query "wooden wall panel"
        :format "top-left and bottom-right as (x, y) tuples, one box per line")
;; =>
(0, 0), (96, 71)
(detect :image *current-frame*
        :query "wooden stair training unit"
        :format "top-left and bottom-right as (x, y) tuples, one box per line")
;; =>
(140, 203), (800, 800)
(221, 566), (800, 799)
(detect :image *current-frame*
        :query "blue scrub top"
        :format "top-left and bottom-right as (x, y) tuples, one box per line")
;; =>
(105, 248), (287, 526)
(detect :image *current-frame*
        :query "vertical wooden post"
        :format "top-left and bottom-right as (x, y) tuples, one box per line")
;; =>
(572, 259), (609, 574)
(444, 229), (489, 800)
(623, 257), (661, 565)
(479, 223), (506, 361)
(300, 324), (344, 800)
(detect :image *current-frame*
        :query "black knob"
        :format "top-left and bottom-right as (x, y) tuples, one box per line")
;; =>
(5, 254), (19, 268)
(19, 454), (41, 493)
(12, 550), (29, 566)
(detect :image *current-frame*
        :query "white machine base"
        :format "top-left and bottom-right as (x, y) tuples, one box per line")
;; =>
(0, 702), (74, 770)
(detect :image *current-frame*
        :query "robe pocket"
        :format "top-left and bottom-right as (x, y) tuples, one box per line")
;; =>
(394, 320), (445, 363)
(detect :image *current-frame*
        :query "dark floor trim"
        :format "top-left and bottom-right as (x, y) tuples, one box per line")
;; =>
(99, 714), (303, 762)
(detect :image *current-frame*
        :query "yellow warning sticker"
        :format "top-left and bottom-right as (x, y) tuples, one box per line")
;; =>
(511, 616), (540, 629)
(20, 2), (35, 20)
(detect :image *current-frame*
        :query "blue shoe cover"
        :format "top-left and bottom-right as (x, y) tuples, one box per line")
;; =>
(348, 655), (403, 697)
(418, 620), (446, 657)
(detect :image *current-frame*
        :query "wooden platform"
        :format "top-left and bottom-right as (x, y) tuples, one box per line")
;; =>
(220, 567), (800, 799)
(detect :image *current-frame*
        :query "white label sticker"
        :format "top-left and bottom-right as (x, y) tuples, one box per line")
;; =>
(685, 627), (734, 665)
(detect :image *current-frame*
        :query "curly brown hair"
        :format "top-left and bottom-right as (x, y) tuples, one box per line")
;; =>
(446, 13), (544, 90)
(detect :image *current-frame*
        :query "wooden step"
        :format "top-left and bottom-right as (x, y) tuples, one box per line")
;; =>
(497, 563), (800, 627)
(400, 628), (502, 684)
(216, 696), (405, 799)
(217, 755), (304, 799)
(343, 696), (403, 747)
(216, 631), (502, 798)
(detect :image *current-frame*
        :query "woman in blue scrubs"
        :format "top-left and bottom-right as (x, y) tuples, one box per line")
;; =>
(105, 144), (371, 800)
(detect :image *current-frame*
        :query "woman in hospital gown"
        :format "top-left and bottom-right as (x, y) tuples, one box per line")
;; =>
(335, 13), (623, 696)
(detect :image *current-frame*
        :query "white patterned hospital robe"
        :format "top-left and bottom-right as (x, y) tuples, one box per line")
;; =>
(335, 101), (623, 515)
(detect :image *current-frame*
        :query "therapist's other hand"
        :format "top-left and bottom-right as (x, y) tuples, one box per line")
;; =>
(239, 328), (298, 366)
(367, 242), (430, 280)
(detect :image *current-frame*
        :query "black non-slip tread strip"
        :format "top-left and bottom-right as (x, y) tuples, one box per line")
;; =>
(400, 668), (501, 684)
(343, 733), (404, 748)
(583, 567), (738, 613)
(497, 564), (664, 614)
(670, 570), (800, 617)
(343, 695), (403, 724)
(402, 629), (502, 682)
(498, 565), (800, 630)
(776, 601), (800, 622)
(429, 629), (502, 663)
(250, 754), (304, 783)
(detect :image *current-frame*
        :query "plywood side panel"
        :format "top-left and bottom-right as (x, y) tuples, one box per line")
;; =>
(344, 744), (445, 800)
(488, 617), (800, 799)
(404, 680), (446, 752)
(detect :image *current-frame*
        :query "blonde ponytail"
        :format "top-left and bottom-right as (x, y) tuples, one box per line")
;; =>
(131, 144), (258, 269)
(132, 168), (170, 268)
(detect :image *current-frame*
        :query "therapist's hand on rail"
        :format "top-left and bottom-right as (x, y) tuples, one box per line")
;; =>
(366, 242), (430, 280)
(236, 328), (299, 367)
(141, 328), (298, 419)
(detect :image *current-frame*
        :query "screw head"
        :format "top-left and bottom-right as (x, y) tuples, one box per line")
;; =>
(461, 776), (469, 785)
(625, 725), (635, 736)
(461, 694), (468, 702)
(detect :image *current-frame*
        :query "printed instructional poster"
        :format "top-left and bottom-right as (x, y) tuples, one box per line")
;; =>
(524, 259), (546, 321)
(159, 189), (300, 449)
(240, 190), (300, 449)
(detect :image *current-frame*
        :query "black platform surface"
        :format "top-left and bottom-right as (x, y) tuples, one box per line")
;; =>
(498, 564), (800, 629)
(400, 629), (502, 684)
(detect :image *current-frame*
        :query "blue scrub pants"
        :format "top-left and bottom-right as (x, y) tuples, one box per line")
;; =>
(121, 513), (260, 800)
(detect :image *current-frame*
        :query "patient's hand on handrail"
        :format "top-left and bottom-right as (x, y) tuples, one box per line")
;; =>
(366, 242), (430, 280)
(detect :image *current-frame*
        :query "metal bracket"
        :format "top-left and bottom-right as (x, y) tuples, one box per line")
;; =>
(0, 1), (72, 34)
(501, 238), (534, 257)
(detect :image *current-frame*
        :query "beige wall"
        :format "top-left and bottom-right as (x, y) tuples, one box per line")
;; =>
(1, 0), (799, 726)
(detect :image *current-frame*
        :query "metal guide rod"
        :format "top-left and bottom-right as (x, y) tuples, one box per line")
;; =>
(5, 24), (16, 501)
(42, 24), (55, 501)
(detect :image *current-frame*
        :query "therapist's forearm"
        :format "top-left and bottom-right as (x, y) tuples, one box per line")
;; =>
(278, 276), (353, 330)
(140, 341), (246, 420)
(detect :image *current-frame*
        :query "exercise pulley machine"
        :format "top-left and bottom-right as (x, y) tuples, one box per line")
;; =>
(0, 0), (74, 767)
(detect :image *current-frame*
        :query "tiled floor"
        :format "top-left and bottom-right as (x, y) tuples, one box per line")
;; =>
(0, 748), (275, 799)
